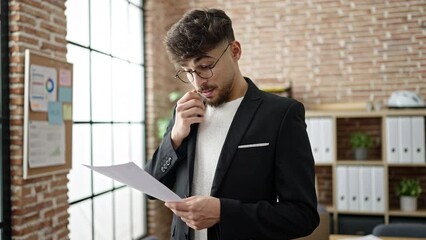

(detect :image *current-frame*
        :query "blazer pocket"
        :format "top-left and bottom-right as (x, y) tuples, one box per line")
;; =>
(238, 142), (269, 149)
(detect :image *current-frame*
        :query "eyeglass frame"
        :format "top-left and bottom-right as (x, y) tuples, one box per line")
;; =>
(175, 42), (232, 83)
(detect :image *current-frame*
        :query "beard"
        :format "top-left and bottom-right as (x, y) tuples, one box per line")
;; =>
(201, 79), (233, 107)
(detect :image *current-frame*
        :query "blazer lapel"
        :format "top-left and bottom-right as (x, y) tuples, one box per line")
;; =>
(210, 79), (262, 196)
(187, 123), (199, 196)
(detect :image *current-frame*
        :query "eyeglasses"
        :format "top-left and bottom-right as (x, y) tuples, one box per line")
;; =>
(175, 43), (231, 83)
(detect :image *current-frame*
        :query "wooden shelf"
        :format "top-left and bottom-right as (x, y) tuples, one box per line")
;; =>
(306, 108), (426, 118)
(388, 210), (426, 217)
(387, 163), (426, 167)
(337, 210), (385, 216)
(336, 160), (383, 166)
(306, 109), (426, 233)
(315, 162), (333, 166)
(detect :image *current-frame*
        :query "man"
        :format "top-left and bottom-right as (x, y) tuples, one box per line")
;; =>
(145, 8), (319, 240)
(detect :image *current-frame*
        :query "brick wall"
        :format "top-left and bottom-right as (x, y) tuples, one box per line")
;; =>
(8, 0), (69, 239)
(145, 0), (426, 239)
(170, 0), (426, 106)
(315, 166), (333, 207)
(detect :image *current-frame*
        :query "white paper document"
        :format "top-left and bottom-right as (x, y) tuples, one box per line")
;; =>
(30, 64), (58, 112)
(84, 162), (182, 202)
(28, 121), (66, 168)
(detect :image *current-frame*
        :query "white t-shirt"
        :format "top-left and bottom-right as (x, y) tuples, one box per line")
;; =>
(192, 96), (244, 240)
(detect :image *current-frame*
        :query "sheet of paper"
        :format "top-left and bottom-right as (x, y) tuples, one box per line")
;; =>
(30, 64), (57, 112)
(58, 87), (72, 102)
(62, 103), (72, 120)
(28, 121), (66, 168)
(84, 162), (182, 202)
(48, 101), (63, 125)
(59, 68), (71, 86)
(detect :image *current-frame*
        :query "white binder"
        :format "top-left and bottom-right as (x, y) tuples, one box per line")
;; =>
(411, 116), (425, 164)
(320, 118), (334, 163)
(336, 166), (348, 211)
(372, 166), (385, 212)
(348, 166), (360, 211)
(306, 119), (317, 163)
(398, 117), (412, 163)
(310, 118), (323, 163)
(386, 117), (399, 164)
(305, 118), (313, 150)
(359, 166), (372, 212)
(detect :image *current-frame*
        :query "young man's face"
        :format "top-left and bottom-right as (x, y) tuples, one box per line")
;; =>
(179, 42), (237, 107)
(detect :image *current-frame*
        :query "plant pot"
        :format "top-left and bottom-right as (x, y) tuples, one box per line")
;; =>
(353, 148), (368, 160)
(400, 196), (417, 212)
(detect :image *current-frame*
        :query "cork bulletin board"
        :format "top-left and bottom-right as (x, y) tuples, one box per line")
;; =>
(23, 50), (73, 179)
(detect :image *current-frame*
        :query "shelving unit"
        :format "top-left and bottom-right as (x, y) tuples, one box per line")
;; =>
(306, 109), (426, 235)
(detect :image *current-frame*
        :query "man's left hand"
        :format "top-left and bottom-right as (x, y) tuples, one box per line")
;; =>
(165, 196), (220, 230)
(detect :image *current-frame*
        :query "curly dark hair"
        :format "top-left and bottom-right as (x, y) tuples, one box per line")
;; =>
(164, 8), (235, 64)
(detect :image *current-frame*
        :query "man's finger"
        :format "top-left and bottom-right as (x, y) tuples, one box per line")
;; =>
(165, 202), (189, 212)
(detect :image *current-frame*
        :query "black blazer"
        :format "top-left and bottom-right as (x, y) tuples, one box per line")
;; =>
(145, 78), (319, 240)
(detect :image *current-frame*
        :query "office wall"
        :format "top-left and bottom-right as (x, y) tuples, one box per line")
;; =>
(147, 0), (426, 106)
(8, 0), (69, 239)
(232, 0), (426, 105)
(145, 0), (426, 239)
(5, 0), (425, 239)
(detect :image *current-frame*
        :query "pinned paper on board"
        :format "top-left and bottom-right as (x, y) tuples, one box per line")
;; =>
(48, 101), (63, 125)
(29, 64), (57, 112)
(28, 121), (66, 168)
(63, 104), (72, 120)
(58, 87), (72, 102)
(59, 68), (71, 86)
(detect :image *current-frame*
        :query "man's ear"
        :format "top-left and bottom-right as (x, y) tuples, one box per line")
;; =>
(230, 41), (242, 60)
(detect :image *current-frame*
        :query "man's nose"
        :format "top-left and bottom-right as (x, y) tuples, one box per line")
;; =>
(192, 73), (208, 85)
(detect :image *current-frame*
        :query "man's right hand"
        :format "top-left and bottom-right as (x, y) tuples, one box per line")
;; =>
(171, 90), (205, 149)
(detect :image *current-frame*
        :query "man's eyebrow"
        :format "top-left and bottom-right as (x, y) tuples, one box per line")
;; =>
(180, 55), (214, 68)
(194, 55), (214, 63)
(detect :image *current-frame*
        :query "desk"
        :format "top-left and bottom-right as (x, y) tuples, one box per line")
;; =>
(330, 234), (426, 240)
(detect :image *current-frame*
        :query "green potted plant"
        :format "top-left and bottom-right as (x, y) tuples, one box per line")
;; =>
(396, 178), (422, 212)
(349, 132), (373, 160)
(156, 91), (183, 140)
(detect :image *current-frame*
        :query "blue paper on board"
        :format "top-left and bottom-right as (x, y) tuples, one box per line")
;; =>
(58, 87), (72, 103)
(48, 101), (63, 125)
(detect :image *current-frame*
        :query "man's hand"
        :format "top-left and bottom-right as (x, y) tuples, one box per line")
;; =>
(165, 196), (220, 230)
(171, 90), (205, 149)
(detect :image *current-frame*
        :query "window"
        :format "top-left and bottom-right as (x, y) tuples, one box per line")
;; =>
(65, 0), (146, 239)
(0, 0), (11, 238)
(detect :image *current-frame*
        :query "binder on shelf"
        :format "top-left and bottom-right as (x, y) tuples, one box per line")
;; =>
(359, 166), (372, 212)
(348, 166), (360, 211)
(336, 166), (348, 211)
(411, 116), (425, 164)
(398, 117), (412, 164)
(320, 118), (334, 163)
(307, 118), (322, 164)
(306, 119), (316, 163)
(371, 166), (385, 213)
(386, 117), (399, 164)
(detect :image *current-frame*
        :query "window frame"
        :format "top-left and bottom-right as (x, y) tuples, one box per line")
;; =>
(0, 0), (12, 238)
(66, 0), (147, 239)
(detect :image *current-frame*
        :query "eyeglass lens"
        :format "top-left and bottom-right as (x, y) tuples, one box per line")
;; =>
(177, 68), (213, 83)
